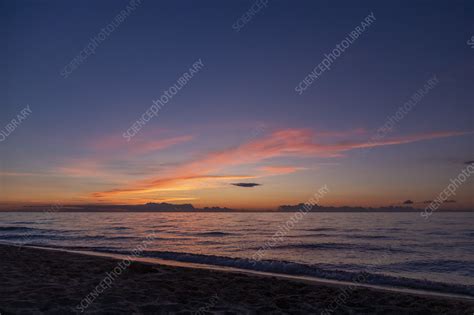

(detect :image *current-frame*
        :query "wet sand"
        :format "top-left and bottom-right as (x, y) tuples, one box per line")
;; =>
(0, 244), (473, 314)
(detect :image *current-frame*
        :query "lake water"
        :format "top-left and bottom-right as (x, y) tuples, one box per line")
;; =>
(0, 212), (472, 296)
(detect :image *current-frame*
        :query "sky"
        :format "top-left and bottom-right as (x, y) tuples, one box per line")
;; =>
(1, 0), (473, 210)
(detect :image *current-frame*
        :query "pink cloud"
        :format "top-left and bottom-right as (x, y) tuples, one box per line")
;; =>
(56, 158), (104, 177)
(259, 166), (304, 175)
(89, 133), (193, 154)
(93, 128), (470, 198)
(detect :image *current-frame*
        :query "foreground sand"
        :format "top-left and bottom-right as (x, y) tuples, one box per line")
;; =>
(0, 244), (473, 314)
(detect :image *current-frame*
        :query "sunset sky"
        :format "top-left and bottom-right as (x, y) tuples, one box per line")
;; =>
(1, 0), (472, 210)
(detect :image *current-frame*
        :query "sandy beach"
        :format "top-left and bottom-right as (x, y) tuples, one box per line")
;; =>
(0, 244), (472, 314)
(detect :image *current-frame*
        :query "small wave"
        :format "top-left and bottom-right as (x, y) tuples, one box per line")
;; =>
(0, 234), (69, 241)
(0, 226), (37, 232)
(374, 227), (403, 232)
(196, 231), (233, 237)
(347, 235), (392, 240)
(77, 235), (138, 241)
(0, 226), (63, 234)
(0, 234), (137, 242)
(11, 221), (36, 224)
(84, 248), (473, 296)
(306, 228), (336, 232)
(425, 231), (450, 236)
(287, 233), (333, 238)
(270, 243), (409, 253)
(384, 260), (474, 276)
(105, 227), (131, 231)
(197, 240), (220, 245)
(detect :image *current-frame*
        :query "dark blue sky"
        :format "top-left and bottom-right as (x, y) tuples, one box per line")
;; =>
(1, 0), (473, 209)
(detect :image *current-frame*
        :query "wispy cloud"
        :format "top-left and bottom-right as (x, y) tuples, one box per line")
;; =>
(259, 165), (303, 175)
(54, 134), (194, 179)
(92, 128), (470, 200)
(56, 158), (105, 177)
(90, 134), (193, 154)
(93, 175), (256, 199)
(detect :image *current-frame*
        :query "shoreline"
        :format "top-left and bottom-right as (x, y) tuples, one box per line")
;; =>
(1, 244), (473, 314)
(20, 243), (474, 303)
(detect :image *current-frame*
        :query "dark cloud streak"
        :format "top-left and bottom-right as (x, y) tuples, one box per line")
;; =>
(231, 183), (261, 188)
